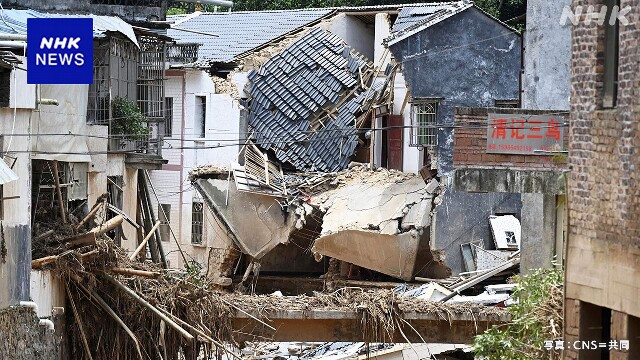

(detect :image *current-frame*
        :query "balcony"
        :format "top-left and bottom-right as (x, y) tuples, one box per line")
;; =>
(167, 43), (201, 66)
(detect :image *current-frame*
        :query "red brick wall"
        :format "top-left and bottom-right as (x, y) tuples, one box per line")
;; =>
(565, 0), (640, 357)
(453, 107), (569, 169)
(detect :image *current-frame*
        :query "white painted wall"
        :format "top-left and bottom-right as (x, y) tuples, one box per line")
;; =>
(326, 14), (375, 60)
(374, 13), (392, 68)
(150, 69), (242, 270)
(393, 72), (421, 174)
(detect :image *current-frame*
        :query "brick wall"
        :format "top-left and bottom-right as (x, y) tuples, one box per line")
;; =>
(565, 0), (640, 356)
(568, 0), (640, 249)
(453, 107), (569, 169)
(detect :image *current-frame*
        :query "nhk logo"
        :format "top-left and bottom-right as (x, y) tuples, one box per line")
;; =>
(27, 18), (93, 84)
(560, 5), (631, 26)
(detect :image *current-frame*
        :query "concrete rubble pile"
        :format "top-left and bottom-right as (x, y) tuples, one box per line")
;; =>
(192, 162), (450, 282)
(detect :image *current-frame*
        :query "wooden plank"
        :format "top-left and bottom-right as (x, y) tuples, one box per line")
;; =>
(52, 160), (67, 224)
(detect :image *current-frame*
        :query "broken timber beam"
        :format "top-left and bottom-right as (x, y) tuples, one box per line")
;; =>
(107, 268), (161, 278)
(105, 275), (194, 341)
(129, 220), (161, 261)
(231, 309), (509, 344)
(76, 200), (105, 230)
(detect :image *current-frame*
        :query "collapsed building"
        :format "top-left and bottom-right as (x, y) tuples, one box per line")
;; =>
(186, 23), (451, 283)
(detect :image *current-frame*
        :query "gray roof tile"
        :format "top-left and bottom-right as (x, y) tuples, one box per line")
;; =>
(167, 9), (333, 63)
(247, 27), (372, 172)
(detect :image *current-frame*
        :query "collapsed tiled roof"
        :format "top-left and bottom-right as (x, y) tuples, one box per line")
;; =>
(167, 9), (333, 63)
(246, 27), (374, 173)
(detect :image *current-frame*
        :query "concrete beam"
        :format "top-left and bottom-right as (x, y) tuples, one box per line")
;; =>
(232, 309), (509, 343)
(454, 167), (566, 194)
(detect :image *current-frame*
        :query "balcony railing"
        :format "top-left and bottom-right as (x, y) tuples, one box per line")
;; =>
(109, 132), (162, 157)
(167, 43), (200, 65)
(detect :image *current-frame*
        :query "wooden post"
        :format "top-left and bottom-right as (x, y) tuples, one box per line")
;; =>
(76, 201), (104, 230)
(130, 220), (161, 261)
(138, 173), (160, 263)
(369, 111), (376, 170)
(52, 160), (67, 224)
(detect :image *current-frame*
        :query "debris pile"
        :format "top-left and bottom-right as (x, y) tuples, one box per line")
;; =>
(31, 193), (508, 359)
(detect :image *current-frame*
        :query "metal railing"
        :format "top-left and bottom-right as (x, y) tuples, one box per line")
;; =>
(167, 43), (200, 65)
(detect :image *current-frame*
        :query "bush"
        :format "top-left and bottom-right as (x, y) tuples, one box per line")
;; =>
(473, 268), (564, 359)
(111, 97), (149, 140)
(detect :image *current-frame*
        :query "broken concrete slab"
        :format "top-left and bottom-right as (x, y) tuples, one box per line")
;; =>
(307, 166), (443, 281)
(313, 230), (424, 281)
(194, 178), (297, 259)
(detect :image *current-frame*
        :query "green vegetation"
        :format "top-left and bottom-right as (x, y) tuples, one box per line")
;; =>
(473, 268), (564, 360)
(167, 0), (525, 23)
(111, 97), (149, 140)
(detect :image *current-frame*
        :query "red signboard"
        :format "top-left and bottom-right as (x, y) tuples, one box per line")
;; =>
(486, 114), (565, 155)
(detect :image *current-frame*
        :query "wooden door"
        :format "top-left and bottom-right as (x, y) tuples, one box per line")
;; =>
(387, 115), (403, 171)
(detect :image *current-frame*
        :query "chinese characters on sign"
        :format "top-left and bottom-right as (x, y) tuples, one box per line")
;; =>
(487, 114), (565, 155)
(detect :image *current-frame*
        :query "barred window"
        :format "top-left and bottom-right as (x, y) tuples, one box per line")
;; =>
(191, 201), (204, 244)
(164, 97), (173, 138)
(411, 100), (439, 147)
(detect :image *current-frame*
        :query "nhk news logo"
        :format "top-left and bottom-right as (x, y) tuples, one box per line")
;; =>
(27, 18), (93, 84)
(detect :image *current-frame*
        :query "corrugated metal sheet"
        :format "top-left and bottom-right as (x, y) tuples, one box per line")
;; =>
(166, 9), (333, 63)
(247, 27), (375, 173)
(0, 9), (139, 46)
(0, 159), (18, 185)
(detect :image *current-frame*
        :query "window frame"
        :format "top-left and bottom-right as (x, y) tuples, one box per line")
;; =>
(602, 0), (620, 109)
(194, 95), (207, 139)
(164, 97), (173, 138)
(410, 99), (440, 148)
(191, 201), (204, 245)
(158, 203), (171, 243)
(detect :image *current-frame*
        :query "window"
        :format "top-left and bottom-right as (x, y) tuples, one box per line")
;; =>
(194, 96), (206, 138)
(164, 97), (173, 138)
(603, 0), (619, 108)
(494, 99), (519, 108)
(191, 201), (204, 244)
(411, 100), (439, 147)
(158, 204), (171, 242)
